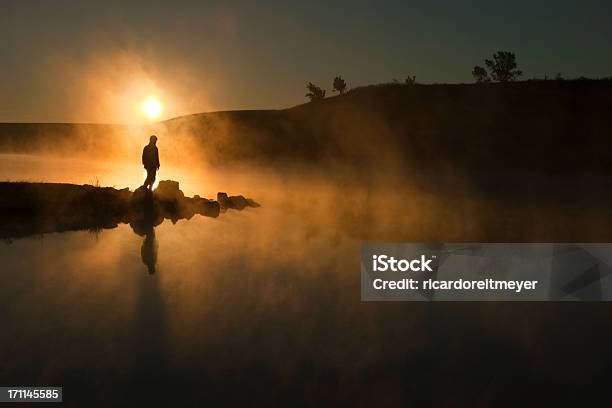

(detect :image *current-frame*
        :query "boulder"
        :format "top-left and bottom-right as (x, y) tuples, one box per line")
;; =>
(154, 180), (185, 203)
(0, 181), (259, 239)
(229, 195), (248, 210)
(217, 192), (260, 210)
(217, 192), (231, 209)
(192, 196), (220, 218)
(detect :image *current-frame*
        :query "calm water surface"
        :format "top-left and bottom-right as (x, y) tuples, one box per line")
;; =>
(0, 154), (610, 405)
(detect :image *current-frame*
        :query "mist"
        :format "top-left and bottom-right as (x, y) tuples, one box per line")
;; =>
(4, 1), (612, 405)
(2, 81), (612, 246)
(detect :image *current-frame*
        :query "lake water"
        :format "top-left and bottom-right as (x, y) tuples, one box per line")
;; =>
(1, 153), (610, 405)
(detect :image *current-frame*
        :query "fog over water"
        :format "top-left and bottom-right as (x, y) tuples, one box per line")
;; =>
(2, 150), (612, 405)
(0, 152), (383, 404)
(2, 0), (612, 403)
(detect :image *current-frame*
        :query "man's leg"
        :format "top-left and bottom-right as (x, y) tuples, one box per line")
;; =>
(144, 168), (155, 189)
(150, 168), (156, 189)
(143, 169), (149, 189)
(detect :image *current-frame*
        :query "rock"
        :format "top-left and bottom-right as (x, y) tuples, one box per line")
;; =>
(154, 180), (185, 203)
(217, 192), (260, 210)
(154, 180), (192, 219)
(217, 192), (231, 209)
(246, 198), (260, 207)
(229, 195), (248, 210)
(192, 196), (220, 218)
(0, 181), (259, 239)
(132, 185), (151, 202)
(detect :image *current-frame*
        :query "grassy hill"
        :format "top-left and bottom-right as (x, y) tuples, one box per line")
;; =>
(2, 81), (612, 174)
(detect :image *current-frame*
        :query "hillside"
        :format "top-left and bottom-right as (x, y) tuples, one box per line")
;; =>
(2, 81), (612, 174)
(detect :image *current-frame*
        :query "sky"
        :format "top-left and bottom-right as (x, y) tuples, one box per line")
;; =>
(1, 0), (611, 123)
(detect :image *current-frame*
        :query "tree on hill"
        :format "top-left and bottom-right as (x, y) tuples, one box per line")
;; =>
(483, 51), (522, 82)
(472, 65), (490, 83)
(332, 76), (347, 94)
(305, 82), (326, 101)
(405, 75), (417, 85)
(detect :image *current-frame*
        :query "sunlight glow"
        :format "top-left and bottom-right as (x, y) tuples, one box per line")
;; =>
(142, 96), (163, 119)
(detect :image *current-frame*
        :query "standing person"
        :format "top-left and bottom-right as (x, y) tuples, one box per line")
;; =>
(142, 135), (160, 190)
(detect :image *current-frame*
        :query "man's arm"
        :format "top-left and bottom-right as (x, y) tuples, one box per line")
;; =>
(155, 148), (160, 169)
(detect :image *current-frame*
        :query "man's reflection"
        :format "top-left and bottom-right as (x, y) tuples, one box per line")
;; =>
(141, 227), (158, 274)
(130, 189), (163, 275)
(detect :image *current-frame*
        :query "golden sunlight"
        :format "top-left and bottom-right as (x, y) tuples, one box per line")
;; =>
(142, 96), (163, 119)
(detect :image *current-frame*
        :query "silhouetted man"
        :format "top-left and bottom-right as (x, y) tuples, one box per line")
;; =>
(142, 135), (160, 190)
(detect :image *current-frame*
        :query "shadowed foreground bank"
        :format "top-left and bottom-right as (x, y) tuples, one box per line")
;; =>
(0, 180), (259, 239)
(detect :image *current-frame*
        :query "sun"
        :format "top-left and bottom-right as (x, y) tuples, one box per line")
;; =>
(142, 96), (163, 119)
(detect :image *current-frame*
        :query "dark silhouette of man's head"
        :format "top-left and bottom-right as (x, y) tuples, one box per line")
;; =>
(149, 135), (158, 145)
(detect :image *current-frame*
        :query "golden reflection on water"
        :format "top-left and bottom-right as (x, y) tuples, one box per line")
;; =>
(0, 199), (383, 382)
(3, 153), (611, 404)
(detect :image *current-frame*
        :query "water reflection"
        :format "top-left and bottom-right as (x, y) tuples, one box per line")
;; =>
(129, 192), (162, 274)
(141, 229), (158, 274)
(5, 155), (612, 404)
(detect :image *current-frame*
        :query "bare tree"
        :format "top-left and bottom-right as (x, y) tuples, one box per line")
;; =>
(405, 75), (417, 85)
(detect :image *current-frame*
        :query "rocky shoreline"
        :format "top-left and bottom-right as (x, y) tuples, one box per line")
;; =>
(0, 180), (259, 239)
